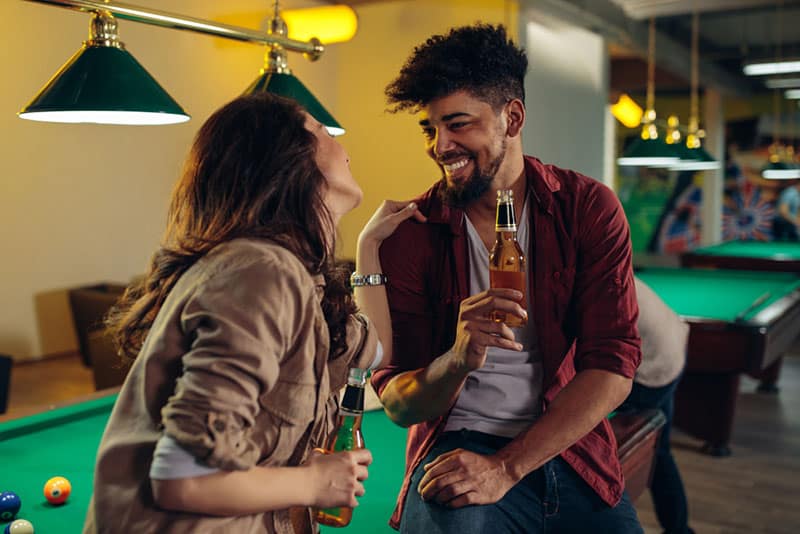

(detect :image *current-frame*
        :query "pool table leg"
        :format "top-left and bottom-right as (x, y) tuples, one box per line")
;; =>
(750, 357), (782, 394)
(674, 371), (739, 457)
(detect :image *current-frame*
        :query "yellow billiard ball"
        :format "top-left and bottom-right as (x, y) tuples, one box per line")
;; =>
(43, 476), (71, 505)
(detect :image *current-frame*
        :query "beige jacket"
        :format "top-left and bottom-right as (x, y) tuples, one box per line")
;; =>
(83, 239), (377, 534)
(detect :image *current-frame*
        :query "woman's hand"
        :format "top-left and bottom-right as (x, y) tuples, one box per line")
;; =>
(358, 200), (426, 248)
(304, 448), (373, 508)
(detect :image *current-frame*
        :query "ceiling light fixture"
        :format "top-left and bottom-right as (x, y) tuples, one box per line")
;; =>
(611, 93), (644, 128)
(743, 59), (800, 76)
(281, 5), (357, 44)
(765, 77), (800, 89)
(243, 1), (344, 136)
(761, 0), (800, 180)
(617, 17), (680, 168)
(670, 11), (720, 172)
(19, 0), (341, 129)
(19, 9), (189, 125)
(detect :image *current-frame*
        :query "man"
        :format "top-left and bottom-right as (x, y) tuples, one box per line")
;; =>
(619, 277), (694, 534)
(773, 183), (800, 241)
(370, 24), (642, 533)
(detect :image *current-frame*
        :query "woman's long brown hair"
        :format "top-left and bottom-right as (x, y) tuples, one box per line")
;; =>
(107, 93), (356, 360)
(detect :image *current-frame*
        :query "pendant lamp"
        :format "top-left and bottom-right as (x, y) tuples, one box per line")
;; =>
(670, 12), (720, 172)
(243, 1), (344, 136)
(617, 18), (679, 168)
(761, 1), (800, 179)
(19, 10), (189, 125)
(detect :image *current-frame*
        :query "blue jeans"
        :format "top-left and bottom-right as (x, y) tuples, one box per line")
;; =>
(619, 375), (692, 534)
(400, 430), (643, 534)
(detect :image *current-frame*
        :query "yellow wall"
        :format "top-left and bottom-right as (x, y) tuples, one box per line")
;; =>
(0, 0), (517, 360)
(334, 0), (519, 260)
(0, 0), (335, 360)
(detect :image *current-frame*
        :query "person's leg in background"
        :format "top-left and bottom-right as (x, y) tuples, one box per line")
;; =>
(0, 354), (12, 414)
(620, 377), (694, 534)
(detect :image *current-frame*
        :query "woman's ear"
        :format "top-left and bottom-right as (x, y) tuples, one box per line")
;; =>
(505, 99), (526, 138)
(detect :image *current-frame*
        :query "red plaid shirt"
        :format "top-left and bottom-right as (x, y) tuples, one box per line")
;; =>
(372, 156), (641, 529)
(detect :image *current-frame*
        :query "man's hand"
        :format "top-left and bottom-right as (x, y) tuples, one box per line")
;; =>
(417, 449), (517, 508)
(450, 288), (526, 372)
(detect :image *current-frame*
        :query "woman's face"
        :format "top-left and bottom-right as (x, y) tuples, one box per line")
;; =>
(305, 113), (362, 225)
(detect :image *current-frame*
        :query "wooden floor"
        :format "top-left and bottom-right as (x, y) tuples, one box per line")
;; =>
(4, 350), (800, 533)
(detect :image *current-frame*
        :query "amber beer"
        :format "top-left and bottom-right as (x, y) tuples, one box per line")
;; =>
(489, 189), (527, 327)
(315, 368), (367, 527)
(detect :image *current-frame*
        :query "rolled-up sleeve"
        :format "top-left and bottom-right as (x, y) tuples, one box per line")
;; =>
(160, 254), (316, 471)
(573, 184), (641, 377)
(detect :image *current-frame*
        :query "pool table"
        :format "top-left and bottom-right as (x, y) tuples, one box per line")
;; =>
(0, 390), (662, 533)
(681, 240), (800, 393)
(636, 267), (800, 456)
(681, 240), (800, 273)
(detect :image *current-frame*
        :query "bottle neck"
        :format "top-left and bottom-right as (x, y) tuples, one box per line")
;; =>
(495, 201), (517, 233)
(339, 407), (363, 419)
(495, 229), (519, 242)
(341, 383), (364, 413)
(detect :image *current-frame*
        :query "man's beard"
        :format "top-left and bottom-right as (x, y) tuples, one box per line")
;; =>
(438, 144), (506, 208)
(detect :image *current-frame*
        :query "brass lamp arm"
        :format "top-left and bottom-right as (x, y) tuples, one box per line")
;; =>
(23, 0), (324, 60)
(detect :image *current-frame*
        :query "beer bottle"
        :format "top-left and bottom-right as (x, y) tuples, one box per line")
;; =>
(489, 189), (527, 327)
(314, 368), (367, 528)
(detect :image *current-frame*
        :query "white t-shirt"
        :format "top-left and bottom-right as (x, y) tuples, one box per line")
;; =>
(443, 200), (543, 438)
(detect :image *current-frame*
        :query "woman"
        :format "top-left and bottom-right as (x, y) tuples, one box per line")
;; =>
(83, 93), (424, 533)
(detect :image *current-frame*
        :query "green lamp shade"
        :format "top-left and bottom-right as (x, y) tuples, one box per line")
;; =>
(762, 160), (800, 179)
(244, 71), (344, 136)
(617, 138), (681, 168)
(19, 45), (190, 125)
(671, 146), (721, 171)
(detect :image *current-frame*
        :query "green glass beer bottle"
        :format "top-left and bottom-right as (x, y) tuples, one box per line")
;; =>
(315, 368), (367, 527)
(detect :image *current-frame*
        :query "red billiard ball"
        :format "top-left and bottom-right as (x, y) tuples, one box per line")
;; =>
(0, 491), (21, 521)
(43, 476), (71, 505)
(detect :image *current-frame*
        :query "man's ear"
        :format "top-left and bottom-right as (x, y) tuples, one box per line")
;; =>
(505, 99), (526, 138)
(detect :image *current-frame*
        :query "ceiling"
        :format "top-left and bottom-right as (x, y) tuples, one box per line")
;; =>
(330, 0), (800, 98)
(523, 0), (800, 98)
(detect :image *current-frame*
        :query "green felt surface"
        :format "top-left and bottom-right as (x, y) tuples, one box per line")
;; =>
(0, 395), (115, 533)
(691, 240), (800, 260)
(0, 395), (406, 533)
(636, 267), (800, 322)
(321, 411), (406, 533)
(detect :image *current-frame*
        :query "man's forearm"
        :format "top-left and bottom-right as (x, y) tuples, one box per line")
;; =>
(379, 349), (471, 427)
(494, 369), (632, 482)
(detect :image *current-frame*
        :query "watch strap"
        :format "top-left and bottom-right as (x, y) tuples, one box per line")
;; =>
(349, 272), (388, 287)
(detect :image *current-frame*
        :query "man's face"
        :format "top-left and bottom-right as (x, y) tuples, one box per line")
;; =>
(418, 91), (508, 207)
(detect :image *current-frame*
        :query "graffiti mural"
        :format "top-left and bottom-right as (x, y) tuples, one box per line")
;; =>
(618, 115), (799, 253)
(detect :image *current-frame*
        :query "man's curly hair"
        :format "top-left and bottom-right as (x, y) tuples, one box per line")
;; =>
(385, 24), (528, 113)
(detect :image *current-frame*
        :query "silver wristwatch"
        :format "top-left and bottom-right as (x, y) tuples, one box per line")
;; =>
(349, 272), (388, 287)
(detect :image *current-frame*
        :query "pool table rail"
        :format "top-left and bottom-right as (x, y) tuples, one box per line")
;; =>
(681, 250), (800, 273)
